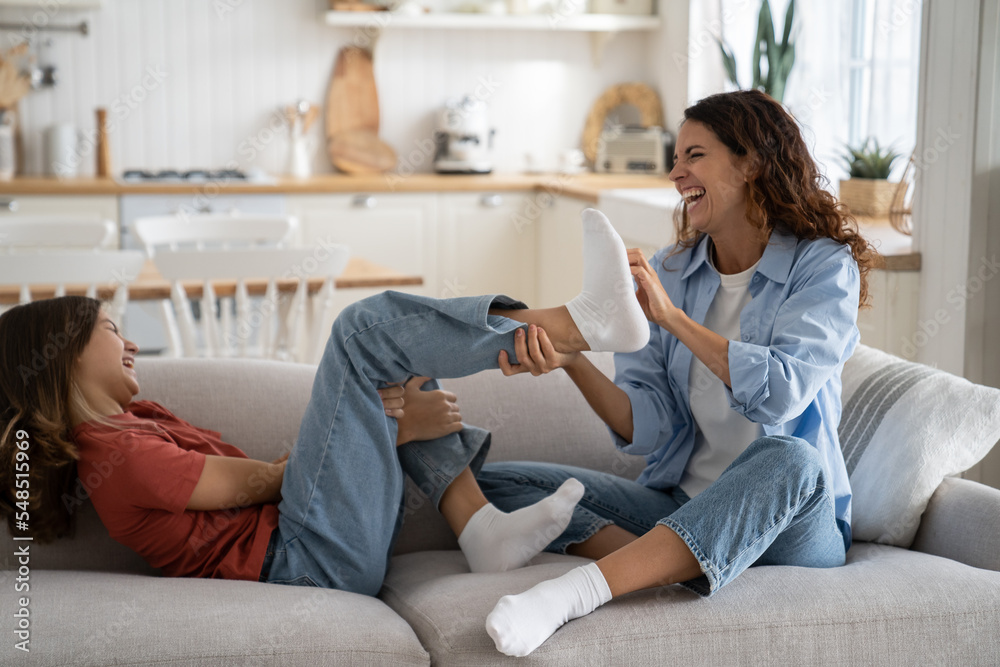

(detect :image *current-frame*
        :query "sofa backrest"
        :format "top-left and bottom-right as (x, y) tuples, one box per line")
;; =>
(3, 352), (640, 571)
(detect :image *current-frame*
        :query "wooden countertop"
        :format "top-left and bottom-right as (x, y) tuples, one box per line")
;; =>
(0, 172), (672, 203)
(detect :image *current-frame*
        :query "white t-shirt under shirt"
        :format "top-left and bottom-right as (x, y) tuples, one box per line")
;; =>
(679, 251), (764, 499)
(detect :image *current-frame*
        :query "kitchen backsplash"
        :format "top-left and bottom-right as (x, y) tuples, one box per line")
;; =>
(8, 0), (655, 177)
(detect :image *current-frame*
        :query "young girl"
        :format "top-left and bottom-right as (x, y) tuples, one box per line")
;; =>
(0, 208), (651, 597)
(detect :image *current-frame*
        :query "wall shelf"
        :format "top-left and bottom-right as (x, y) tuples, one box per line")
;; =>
(322, 11), (659, 64)
(323, 11), (659, 31)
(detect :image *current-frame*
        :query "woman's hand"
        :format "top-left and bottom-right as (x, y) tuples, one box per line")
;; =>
(382, 376), (464, 446)
(498, 324), (580, 377)
(629, 248), (680, 331)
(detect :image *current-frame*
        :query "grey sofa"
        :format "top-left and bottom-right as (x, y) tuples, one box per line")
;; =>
(3, 349), (999, 666)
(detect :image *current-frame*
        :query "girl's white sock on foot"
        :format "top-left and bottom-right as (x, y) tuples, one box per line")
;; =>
(485, 562), (613, 657)
(564, 208), (650, 353)
(457, 478), (585, 573)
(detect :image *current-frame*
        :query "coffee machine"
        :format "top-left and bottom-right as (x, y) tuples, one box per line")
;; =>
(433, 96), (495, 174)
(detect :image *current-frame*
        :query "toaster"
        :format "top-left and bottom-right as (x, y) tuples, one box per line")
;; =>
(595, 126), (667, 175)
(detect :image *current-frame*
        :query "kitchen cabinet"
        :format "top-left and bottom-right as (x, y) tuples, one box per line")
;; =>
(0, 195), (119, 248)
(856, 268), (921, 360)
(288, 190), (438, 285)
(438, 192), (537, 304)
(535, 194), (588, 308)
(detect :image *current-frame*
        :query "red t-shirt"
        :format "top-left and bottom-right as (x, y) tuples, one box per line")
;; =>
(72, 400), (280, 581)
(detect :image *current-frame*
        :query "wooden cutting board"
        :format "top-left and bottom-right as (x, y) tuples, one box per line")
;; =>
(328, 129), (397, 174)
(325, 46), (380, 137)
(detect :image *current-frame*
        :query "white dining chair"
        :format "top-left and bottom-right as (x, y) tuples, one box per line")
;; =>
(0, 218), (117, 252)
(0, 250), (148, 324)
(131, 214), (298, 256)
(151, 246), (349, 362)
(0, 217), (143, 326)
(131, 213), (347, 361)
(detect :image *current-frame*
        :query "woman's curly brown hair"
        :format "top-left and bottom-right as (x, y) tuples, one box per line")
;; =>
(671, 90), (881, 308)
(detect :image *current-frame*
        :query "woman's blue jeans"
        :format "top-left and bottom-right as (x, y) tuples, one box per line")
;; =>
(265, 291), (846, 598)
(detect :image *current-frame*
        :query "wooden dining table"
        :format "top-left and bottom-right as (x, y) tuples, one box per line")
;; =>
(0, 256), (423, 304)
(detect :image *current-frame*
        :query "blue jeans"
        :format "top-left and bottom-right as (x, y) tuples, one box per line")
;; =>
(265, 291), (529, 595)
(265, 291), (845, 597)
(479, 435), (846, 596)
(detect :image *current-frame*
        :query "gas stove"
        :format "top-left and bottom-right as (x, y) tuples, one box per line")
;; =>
(120, 168), (250, 183)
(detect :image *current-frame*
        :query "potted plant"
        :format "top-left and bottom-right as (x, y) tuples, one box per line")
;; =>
(716, 0), (796, 104)
(838, 137), (902, 218)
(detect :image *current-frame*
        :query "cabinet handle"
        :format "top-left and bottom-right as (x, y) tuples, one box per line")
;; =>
(0, 199), (18, 213)
(352, 194), (377, 209)
(479, 194), (503, 208)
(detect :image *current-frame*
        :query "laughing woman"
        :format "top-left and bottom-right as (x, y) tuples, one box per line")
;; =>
(482, 90), (881, 656)
(0, 209), (652, 595)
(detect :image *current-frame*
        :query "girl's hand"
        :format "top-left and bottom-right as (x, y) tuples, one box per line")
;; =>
(392, 376), (464, 446)
(379, 383), (406, 419)
(629, 248), (679, 330)
(498, 324), (579, 377)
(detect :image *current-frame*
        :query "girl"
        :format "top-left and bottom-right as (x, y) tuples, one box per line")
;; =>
(482, 90), (881, 656)
(0, 209), (652, 596)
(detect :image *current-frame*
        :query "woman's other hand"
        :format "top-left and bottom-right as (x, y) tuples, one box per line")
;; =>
(629, 248), (679, 330)
(387, 376), (464, 446)
(498, 325), (580, 377)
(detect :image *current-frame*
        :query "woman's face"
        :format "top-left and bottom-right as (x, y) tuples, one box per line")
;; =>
(669, 120), (750, 236)
(74, 310), (140, 415)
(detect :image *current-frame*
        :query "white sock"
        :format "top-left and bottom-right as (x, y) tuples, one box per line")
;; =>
(564, 208), (650, 353)
(486, 562), (613, 657)
(457, 478), (585, 573)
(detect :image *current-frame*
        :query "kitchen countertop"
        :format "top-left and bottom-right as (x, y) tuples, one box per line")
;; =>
(0, 173), (918, 268)
(0, 172), (672, 203)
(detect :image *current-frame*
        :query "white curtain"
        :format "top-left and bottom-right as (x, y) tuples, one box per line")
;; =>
(686, 0), (922, 190)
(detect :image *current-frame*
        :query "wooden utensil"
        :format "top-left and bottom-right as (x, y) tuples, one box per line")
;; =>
(325, 46), (380, 137)
(95, 108), (111, 177)
(328, 129), (397, 174)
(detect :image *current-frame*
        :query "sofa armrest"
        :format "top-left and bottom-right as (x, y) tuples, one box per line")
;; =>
(910, 476), (1000, 571)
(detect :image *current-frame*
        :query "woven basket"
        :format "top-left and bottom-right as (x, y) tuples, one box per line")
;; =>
(838, 178), (898, 217)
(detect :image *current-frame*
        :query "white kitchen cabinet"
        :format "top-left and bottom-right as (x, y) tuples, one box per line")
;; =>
(288, 192), (439, 295)
(535, 194), (589, 308)
(856, 268), (921, 360)
(0, 195), (120, 248)
(437, 192), (537, 304)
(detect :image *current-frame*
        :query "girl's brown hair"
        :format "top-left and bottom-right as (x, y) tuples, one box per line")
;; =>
(671, 90), (881, 307)
(0, 297), (101, 542)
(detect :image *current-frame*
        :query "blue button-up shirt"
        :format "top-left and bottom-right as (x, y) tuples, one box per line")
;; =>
(612, 230), (859, 549)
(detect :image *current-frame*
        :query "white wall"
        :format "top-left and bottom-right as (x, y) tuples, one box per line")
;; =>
(914, 0), (1000, 488)
(9, 0), (656, 177)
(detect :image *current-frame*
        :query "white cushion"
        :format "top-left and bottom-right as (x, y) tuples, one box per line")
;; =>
(839, 344), (1000, 546)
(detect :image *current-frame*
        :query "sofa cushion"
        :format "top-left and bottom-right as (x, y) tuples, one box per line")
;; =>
(379, 544), (1000, 666)
(839, 344), (1000, 546)
(6, 570), (428, 666)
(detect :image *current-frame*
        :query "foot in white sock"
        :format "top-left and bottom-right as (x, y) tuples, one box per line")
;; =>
(458, 478), (585, 573)
(486, 562), (613, 657)
(564, 208), (650, 353)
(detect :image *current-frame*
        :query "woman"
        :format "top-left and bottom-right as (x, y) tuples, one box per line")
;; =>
(481, 90), (880, 656)
(0, 209), (652, 596)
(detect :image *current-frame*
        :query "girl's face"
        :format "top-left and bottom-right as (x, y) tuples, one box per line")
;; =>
(669, 120), (750, 237)
(74, 310), (140, 416)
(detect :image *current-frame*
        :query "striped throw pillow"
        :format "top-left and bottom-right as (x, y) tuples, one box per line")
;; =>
(839, 344), (1000, 547)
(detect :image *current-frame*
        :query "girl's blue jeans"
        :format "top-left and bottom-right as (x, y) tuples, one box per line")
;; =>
(264, 291), (846, 598)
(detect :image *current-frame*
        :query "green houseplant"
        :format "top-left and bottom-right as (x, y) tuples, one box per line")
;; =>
(838, 137), (903, 217)
(716, 0), (796, 104)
